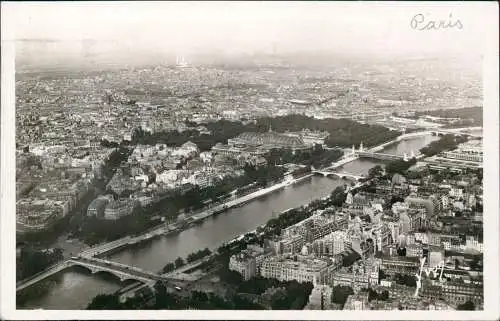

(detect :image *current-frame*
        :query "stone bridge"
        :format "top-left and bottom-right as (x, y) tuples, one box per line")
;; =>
(312, 170), (365, 180)
(357, 151), (409, 161)
(68, 257), (161, 283)
(430, 127), (482, 138)
(16, 257), (161, 292)
(17, 254), (215, 293)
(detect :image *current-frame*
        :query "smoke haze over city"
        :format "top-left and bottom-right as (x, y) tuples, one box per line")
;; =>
(4, 2), (491, 69)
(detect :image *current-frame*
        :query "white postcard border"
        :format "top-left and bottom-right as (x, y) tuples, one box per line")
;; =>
(1, 1), (499, 320)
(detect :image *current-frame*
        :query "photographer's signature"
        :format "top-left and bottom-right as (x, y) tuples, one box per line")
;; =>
(410, 13), (463, 30)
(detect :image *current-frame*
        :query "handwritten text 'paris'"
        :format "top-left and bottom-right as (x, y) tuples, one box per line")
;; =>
(410, 13), (463, 31)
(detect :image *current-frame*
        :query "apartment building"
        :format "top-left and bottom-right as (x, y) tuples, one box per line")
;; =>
(259, 256), (335, 285)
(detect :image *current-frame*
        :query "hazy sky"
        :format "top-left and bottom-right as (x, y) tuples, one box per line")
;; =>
(3, 1), (498, 57)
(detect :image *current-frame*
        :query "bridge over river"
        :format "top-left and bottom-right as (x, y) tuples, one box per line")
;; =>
(357, 150), (417, 161)
(17, 257), (160, 292)
(312, 170), (365, 180)
(17, 126), (482, 308)
(310, 126), (479, 179)
(17, 254), (213, 293)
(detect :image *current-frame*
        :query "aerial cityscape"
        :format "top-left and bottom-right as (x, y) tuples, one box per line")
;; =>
(7, 2), (488, 314)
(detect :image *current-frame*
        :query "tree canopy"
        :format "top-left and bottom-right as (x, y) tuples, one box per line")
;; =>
(457, 300), (475, 310)
(132, 115), (400, 151)
(330, 285), (354, 308)
(420, 134), (468, 157)
(17, 247), (64, 281)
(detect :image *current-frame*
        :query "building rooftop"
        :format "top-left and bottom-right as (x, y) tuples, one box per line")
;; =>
(234, 131), (305, 147)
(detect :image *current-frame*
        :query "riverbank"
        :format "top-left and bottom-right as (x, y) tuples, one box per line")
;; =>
(189, 173), (313, 222)
(99, 195), (335, 303)
(16, 130), (436, 290)
(82, 171), (353, 260)
(76, 173), (314, 259)
(18, 134), (443, 309)
(114, 175), (374, 301)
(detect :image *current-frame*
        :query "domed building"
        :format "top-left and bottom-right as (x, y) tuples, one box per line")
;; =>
(227, 126), (311, 152)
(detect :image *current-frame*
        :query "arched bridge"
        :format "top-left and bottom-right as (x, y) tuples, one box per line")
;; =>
(16, 257), (162, 292)
(69, 257), (161, 283)
(430, 128), (482, 138)
(357, 151), (408, 161)
(312, 170), (365, 180)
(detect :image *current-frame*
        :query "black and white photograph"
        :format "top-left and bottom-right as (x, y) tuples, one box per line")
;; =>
(1, 1), (498, 320)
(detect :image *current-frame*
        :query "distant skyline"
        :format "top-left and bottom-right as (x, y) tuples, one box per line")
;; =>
(3, 1), (496, 60)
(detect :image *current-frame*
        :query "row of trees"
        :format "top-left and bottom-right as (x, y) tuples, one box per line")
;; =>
(217, 275), (315, 310)
(260, 185), (347, 240)
(367, 165), (384, 179)
(73, 162), (286, 245)
(131, 121), (252, 151)
(86, 182), (349, 310)
(16, 247), (63, 281)
(211, 188), (347, 275)
(178, 290), (263, 310)
(385, 157), (417, 175)
(244, 164), (287, 188)
(419, 134), (468, 157)
(144, 163), (285, 217)
(87, 278), (313, 310)
(186, 248), (212, 263)
(292, 165), (313, 178)
(341, 251), (362, 267)
(101, 147), (133, 180)
(330, 285), (354, 308)
(132, 127), (200, 147)
(86, 293), (126, 310)
(160, 256), (189, 274)
(254, 114), (400, 148)
(265, 145), (343, 169)
(71, 208), (162, 246)
(132, 115), (400, 151)
(330, 186), (348, 207)
(100, 139), (120, 148)
(394, 273), (417, 287)
(367, 288), (389, 302)
(160, 248), (213, 274)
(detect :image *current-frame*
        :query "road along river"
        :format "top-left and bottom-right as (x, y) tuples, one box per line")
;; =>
(17, 134), (440, 309)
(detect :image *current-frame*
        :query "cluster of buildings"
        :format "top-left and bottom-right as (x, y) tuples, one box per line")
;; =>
(228, 156), (483, 309)
(15, 55), (481, 225)
(423, 138), (483, 172)
(376, 115), (444, 131)
(86, 140), (252, 220)
(19, 119), (326, 226)
(229, 208), (380, 286)
(212, 127), (328, 158)
(372, 114), (480, 132)
(341, 289), (456, 310)
(86, 195), (140, 221)
(16, 57), (479, 161)
(17, 49), (482, 136)
(16, 141), (112, 233)
(83, 125), (325, 222)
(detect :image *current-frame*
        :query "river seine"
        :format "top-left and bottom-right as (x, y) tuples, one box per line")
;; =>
(18, 134), (440, 309)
